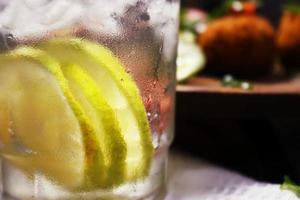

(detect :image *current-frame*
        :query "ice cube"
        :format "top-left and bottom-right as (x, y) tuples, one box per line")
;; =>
(0, 0), (179, 54)
(0, 0), (84, 37)
(148, 0), (180, 62)
(80, 0), (140, 35)
(119, 1), (150, 30)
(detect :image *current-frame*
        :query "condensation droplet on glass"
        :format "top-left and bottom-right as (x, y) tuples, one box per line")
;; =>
(152, 133), (160, 149)
(125, 68), (132, 74)
(0, 29), (17, 52)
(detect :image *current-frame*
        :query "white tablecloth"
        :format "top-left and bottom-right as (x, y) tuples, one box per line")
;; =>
(0, 153), (298, 199)
(166, 153), (299, 200)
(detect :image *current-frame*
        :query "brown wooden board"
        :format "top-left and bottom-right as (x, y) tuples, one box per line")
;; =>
(176, 75), (300, 119)
(178, 75), (300, 95)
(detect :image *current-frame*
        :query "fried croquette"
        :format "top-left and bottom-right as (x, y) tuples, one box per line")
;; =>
(199, 15), (276, 76)
(277, 11), (300, 69)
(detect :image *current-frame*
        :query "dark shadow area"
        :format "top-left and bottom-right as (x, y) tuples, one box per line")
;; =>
(173, 92), (300, 183)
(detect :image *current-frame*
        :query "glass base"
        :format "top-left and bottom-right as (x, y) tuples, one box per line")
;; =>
(0, 150), (168, 200)
(2, 188), (166, 200)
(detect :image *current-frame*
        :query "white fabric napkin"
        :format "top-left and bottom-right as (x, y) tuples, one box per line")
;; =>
(166, 153), (299, 200)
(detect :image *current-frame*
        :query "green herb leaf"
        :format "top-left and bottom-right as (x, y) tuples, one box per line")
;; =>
(180, 20), (200, 35)
(208, 0), (235, 20)
(222, 74), (253, 90)
(284, 2), (300, 14)
(281, 176), (300, 197)
(180, 8), (205, 35)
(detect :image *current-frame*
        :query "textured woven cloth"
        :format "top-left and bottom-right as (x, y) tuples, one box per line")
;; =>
(166, 153), (299, 200)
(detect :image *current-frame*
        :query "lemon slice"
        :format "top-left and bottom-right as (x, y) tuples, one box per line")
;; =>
(177, 31), (206, 82)
(0, 48), (86, 188)
(0, 48), (105, 189)
(40, 38), (154, 182)
(62, 63), (127, 187)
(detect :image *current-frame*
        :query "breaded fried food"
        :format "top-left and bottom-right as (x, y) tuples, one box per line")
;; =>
(199, 15), (275, 76)
(277, 11), (300, 69)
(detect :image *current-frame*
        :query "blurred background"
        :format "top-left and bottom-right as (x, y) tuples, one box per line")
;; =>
(183, 0), (282, 25)
(174, 0), (300, 185)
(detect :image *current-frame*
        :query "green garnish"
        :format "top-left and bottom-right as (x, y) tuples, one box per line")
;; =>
(180, 9), (203, 35)
(222, 74), (253, 90)
(284, 2), (300, 14)
(208, 0), (235, 20)
(281, 176), (300, 196)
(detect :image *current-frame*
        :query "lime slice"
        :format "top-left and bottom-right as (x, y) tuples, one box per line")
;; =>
(0, 48), (105, 189)
(0, 48), (86, 188)
(62, 63), (126, 187)
(177, 31), (206, 82)
(40, 38), (154, 182)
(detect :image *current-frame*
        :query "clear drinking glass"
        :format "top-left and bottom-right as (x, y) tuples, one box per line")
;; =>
(0, 0), (179, 199)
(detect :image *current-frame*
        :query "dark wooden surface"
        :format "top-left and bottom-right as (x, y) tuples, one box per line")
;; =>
(173, 75), (300, 183)
(176, 75), (300, 118)
(178, 75), (300, 95)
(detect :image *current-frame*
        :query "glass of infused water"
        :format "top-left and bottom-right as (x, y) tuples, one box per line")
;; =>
(0, 0), (179, 199)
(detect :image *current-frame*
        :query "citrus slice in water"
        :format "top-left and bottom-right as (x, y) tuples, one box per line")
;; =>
(40, 38), (154, 182)
(0, 48), (87, 188)
(62, 63), (127, 188)
(177, 31), (206, 82)
(0, 47), (105, 189)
